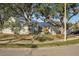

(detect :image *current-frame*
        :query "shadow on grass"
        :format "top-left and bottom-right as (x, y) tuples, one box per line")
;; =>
(0, 44), (38, 48)
(31, 44), (38, 48)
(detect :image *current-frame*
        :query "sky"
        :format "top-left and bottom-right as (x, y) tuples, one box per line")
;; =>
(32, 13), (60, 22)
(32, 12), (79, 24)
(68, 13), (79, 24)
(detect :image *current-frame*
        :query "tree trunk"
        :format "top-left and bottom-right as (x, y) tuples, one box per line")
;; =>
(23, 11), (31, 23)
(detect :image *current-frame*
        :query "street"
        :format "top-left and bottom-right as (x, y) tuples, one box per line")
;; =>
(0, 44), (79, 56)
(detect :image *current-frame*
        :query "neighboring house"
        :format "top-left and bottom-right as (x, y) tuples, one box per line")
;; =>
(0, 12), (62, 35)
(1, 17), (16, 34)
(36, 21), (60, 35)
(42, 27), (57, 35)
(59, 27), (64, 34)
(8, 17), (16, 23)
(49, 27), (60, 35)
(67, 22), (79, 34)
(67, 28), (73, 34)
(0, 17), (30, 35)
(31, 12), (62, 35)
(2, 27), (14, 34)
(19, 25), (29, 35)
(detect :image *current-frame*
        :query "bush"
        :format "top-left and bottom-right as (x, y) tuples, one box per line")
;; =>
(35, 34), (64, 42)
(36, 36), (47, 42)
(35, 35), (54, 42)
(55, 34), (64, 39)
(31, 44), (38, 48)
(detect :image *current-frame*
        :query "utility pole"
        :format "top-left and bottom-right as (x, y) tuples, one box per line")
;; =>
(64, 3), (67, 41)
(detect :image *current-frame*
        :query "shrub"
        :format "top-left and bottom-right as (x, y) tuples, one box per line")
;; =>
(36, 36), (47, 42)
(35, 35), (54, 42)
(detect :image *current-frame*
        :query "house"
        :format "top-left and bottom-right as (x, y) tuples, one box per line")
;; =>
(8, 17), (16, 23)
(2, 27), (14, 34)
(49, 27), (59, 35)
(1, 17), (30, 35)
(59, 27), (64, 34)
(1, 17), (16, 34)
(19, 25), (30, 35)
(68, 22), (79, 34)
(31, 13), (62, 35)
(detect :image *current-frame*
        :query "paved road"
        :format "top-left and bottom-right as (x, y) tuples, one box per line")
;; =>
(0, 44), (79, 56)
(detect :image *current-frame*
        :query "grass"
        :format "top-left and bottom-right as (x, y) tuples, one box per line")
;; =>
(0, 33), (32, 41)
(37, 39), (79, 47)
(0, 34), (14, 38)
(35, 34), (64, 42)
(0, 44), (32, 48)
(0, 39), (79, 48)
(45, 34), (64, 39)
(0, 33), (79, 48)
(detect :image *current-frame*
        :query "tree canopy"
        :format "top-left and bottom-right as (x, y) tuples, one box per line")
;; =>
(0, 3), (64, 34)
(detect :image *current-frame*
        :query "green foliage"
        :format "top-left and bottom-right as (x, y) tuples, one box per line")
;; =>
(35, 34), (54, 42)
(0, 3), (64, 20)
(72, 23), (79, 30)
(36, 36), (47, 42)
(67, 3), (79, 20)
(0, 3), (64, 35)
(36, 3), (64, 16)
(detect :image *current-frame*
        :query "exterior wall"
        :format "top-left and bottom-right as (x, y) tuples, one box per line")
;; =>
(0, 17), (30, 35)
(41, 27), (57, 35)
(9, 17), (16, 23)
(1, 26), (30, 35)
(59, 27), (64, 34)
(19, 26), (29, 35)
(49, 28), (56, 35)
(2, 28), (14, 34)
